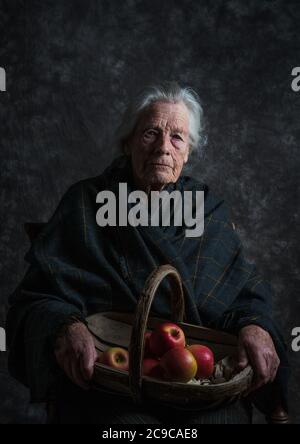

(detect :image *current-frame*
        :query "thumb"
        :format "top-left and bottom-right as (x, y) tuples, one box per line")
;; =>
(237, 344), (249, 371)
(80, 343), (97, 381)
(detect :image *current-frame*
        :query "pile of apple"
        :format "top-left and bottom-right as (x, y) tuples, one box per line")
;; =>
(98, 322), (214, 384)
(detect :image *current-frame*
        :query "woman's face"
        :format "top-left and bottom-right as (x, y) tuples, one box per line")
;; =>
(125, 101), (190, 192)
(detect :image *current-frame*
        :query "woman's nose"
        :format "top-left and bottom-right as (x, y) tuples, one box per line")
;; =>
(154, 133), (171, 154)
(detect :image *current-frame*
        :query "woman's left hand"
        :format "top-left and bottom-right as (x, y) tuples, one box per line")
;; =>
(236, 324), (280, 393)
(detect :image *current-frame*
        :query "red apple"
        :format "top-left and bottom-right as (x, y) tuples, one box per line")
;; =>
(187, 344), (214, 379)
(142, 358), (165, 379)
(160, 347), (197, 383)
(149, 322), (186, 357)
(98, 347), (129, 371)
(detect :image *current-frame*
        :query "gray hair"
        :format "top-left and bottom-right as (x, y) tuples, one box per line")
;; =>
(116, 82), (205, 156)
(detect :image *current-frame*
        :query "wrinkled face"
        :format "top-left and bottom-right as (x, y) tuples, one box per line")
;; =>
(125, 101), (190, 192)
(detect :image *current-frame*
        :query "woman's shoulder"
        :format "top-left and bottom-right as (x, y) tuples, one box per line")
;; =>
(180, 174), (232, 222)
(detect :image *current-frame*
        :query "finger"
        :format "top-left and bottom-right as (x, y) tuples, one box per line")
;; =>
(248, 365), (269, 393)
(58, 353), (88, 389)
(257, 351), (272, 387)
(236, 344), (249, 371)
(263, 349), (279, 384)
(79, 343), (97, 382)
(70, 358), (90, 390)
(246, 346), (269, 392)
(270, 357), (280, 382)
(265, 352), (275, 383)
(249, 363), (268, 392)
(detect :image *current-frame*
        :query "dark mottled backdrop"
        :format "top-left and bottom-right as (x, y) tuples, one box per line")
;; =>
(0, 0), (299, 424)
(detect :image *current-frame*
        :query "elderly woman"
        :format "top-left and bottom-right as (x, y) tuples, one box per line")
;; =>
(7, 82), (288, 424)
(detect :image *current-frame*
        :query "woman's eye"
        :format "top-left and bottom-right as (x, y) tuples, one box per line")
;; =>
(144, 130), (157, 138)
(172, 134), (183, 141)
(143, 131), (158, 143)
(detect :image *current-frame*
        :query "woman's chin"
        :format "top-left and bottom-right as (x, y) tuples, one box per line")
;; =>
(149, 170), (172, 183)
(149, 176), (171, 189)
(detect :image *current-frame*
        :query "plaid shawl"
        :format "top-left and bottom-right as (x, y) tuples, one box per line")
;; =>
(6, 154), (288, 411)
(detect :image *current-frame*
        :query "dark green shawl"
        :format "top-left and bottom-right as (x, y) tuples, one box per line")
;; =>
(6, 154), (288, 412)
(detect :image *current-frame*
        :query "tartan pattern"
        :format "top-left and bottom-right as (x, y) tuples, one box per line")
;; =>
(6, 154), (288, 412)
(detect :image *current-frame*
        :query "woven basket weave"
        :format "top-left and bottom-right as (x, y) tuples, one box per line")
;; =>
(88, 264), (253, 410)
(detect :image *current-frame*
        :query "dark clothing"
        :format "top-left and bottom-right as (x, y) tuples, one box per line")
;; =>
(6, 154), (288, 419)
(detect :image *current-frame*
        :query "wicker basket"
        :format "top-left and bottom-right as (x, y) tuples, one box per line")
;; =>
(88, 264), (253, 410)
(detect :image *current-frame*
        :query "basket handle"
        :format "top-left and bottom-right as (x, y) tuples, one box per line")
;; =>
(128, 264), (185, 404)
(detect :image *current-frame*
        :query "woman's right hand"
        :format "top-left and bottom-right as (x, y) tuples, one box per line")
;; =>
(54, 321), (98, 389)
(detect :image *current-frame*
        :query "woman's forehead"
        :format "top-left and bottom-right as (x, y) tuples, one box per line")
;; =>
(137, 101), (189, 129)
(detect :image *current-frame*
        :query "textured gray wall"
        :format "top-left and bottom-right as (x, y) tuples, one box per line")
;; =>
(0, 0), (299, 424)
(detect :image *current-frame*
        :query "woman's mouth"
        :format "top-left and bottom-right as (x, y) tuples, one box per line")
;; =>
(150, 163), (172, 168)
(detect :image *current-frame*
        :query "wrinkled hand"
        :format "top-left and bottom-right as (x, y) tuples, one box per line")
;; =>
(237, 324), (280, 394)
(54, 321), (97, 390)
